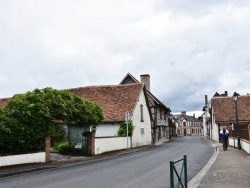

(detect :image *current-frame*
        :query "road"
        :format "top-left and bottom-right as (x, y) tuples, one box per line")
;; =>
(0, 136), (214, 188)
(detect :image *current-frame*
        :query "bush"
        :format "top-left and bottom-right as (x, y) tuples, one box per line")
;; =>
(57, 142), (74, 154)
(117, 121), (134, 137)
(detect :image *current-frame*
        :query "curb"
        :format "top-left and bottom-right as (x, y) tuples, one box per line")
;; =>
(0, 166), (56, 178)
(0, 138), (186, 179)
(0, 145), (155, 179)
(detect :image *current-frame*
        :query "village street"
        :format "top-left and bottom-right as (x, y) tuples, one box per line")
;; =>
(0, 136), (213, 188)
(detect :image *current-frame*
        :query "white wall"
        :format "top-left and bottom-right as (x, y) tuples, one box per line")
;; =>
(211, 123), (220, 142)
(95, 89), (151, 152)
(95, 137), (131, 154)
(131, 90), (152, 147)
(0, 152), (45, 167)
(210, 107), (220, 142)
(202, 111), (210, 136)
(95, 123), (120, 137)
(229, 138), (250, 154)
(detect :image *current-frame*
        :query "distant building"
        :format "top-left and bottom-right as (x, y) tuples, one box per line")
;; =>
(173, 111), (203, 136)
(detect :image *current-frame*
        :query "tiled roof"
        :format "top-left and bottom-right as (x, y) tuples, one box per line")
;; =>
(68, 83), (144, 122)
(212, 95), (250, 123)
(119, 72), (139, 85)
(0, 98), (11, 108)
(174, 114), (201, 122)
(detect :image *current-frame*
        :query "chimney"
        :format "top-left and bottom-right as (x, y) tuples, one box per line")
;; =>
(193, 113), (195, 117)
(140, 74), (150, 91)
(205, 95), (208, 105)
(181, 111), (186, 116)
(225, 91), (228, 96)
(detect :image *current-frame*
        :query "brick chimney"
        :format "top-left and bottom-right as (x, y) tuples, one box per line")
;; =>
(140, 74), (150, 91)
(205, 95), (208, 105)
(225, 91), (228, 96)
(181, 111), (186, 116)
(193, 113), (195, 117)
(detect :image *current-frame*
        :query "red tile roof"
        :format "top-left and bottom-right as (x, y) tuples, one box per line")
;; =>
(212, 95), (250, 123)
(68, 83), (144, 122)
(0, 84), (145, 123)
(0, 98), (11, 108)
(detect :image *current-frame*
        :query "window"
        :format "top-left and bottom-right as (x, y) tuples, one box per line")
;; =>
(160, 109), (162, 119)
(140, 104), (144, 122)
(141, 128), (144, 134)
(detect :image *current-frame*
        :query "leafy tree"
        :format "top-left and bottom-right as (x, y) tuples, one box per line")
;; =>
(0, 87), (104, 152)
(0, 109), (10, 133)
(117, 121), (134, 137)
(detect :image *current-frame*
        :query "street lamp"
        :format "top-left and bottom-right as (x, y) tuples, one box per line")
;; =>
(233, 92), (241, 150)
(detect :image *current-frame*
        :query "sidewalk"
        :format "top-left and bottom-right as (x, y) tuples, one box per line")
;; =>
(189, 138), (250, 188)
(1, 138), (250, 188)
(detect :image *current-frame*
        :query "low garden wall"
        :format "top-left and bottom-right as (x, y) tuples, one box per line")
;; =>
(0, 152), (46, 167)
(229, 137), (250, 154)
(95, 137), (131, 155)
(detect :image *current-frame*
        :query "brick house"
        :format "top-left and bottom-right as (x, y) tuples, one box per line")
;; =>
(119, 73), (171, 144)
(204, 91), (250, 154)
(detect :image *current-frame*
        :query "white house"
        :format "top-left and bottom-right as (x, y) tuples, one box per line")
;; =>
(68, 83), (152, 154)
(119, 73), (171, 144)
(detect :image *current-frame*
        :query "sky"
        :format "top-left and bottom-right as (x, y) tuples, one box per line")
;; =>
(1, 0), (250, 117)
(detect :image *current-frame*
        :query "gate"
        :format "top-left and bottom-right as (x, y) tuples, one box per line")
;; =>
(68, 136), (88, 155)
(169, 155), (187, 188)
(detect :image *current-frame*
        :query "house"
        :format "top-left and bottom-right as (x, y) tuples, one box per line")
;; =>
(67, 83), (152, 154)
(0, 83), (152, 155)
(0, 73), (171, 155)
(119, 73), (172, 144)
(168, 114), (178, 137)
(172, 111), (203, 136)
(204, 91), (250, 154)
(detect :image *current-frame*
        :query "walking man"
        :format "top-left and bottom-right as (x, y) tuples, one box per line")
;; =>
(220, 127), (229, 151)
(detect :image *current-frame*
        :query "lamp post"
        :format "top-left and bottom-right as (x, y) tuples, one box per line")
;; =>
(233, 92), (241, 150)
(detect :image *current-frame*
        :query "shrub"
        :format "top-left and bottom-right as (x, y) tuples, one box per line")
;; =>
(57, 142), (74, 154)
(117, 121), (134, 137)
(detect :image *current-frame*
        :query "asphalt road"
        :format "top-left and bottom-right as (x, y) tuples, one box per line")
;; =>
(0, 136), (214, 188)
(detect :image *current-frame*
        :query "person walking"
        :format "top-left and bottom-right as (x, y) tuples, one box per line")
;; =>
(220, 127), (229, 151)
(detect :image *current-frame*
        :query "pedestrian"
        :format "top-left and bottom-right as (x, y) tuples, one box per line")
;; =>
(220, 127), (229, 151)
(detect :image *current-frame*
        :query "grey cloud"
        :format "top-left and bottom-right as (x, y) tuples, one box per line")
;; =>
(0, 0), (250, 115)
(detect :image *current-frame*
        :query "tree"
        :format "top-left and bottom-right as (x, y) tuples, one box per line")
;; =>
(198, 116), (203, 121)
(117, 121), (134, 137)
(0, 87), (104, 152)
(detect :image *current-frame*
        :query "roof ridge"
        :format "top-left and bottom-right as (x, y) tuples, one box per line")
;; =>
(0, 97), (12, 100)
(67, 83), (143, 90)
